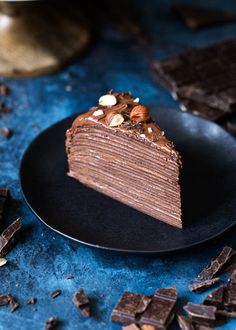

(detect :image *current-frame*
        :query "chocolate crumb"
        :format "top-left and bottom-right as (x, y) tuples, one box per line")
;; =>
(26, 297), (37, 305)
(65, 275), (74, 280)
(45, 317), (59, 330)
(50, 289), (61, 299)
(0, 102), (12, 114)
(0, 294), (19, 312)
(0, 84), (10, 96)
(72, 288), (90, 317)
(9, 296), (20, 312)
(0, 127), (12, 139)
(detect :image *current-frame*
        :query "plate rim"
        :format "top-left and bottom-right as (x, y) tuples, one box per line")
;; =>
(19, 111), (236, 254)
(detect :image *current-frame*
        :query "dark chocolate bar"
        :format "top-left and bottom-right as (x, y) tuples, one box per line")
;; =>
(173, 4), (236, 30)
(154, 40), (236, 120)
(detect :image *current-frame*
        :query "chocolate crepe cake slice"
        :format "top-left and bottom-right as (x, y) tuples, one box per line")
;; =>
(66, 92), (182, 228)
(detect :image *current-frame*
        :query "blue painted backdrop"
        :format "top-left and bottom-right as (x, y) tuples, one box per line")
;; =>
(0, 0), (236, 329)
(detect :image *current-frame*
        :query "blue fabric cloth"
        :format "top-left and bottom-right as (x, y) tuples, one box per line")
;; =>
(0, 0), (236, 329)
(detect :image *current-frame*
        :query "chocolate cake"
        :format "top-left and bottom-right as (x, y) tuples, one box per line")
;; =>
(66, 92), (182, 228)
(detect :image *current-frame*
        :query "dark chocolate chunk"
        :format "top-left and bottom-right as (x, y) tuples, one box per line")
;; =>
(154, 40), (236, 116)
(176, 314), (195, 330)
(111, 291), (151, 325)
(26, 297), (37, 305)
(0, 84), (10, 96)
(189, 278), (220, 293)
(184, 303), (217, 321)
(0, 218), (22, 256)
(173, 4), (236, 30)
(9, 296), (20, 312)
(50, 289), (61, 299)
(0, 102), (12, 114)
(204, 286), (225, 309)
(139, 287), (177, 329)
(224, 270), (236, 311)
(0, 294), (19, 312)
(72, 288), (90, 317)
(0, 188), (10, 223)
(0, 127), (12, 139)
(45, 317), (59, 330)
(198, 246), (235, 280)
(0, 294), (11, 306)
(217, 309), (236, 318)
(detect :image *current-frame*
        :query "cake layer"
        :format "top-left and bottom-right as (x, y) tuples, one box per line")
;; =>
(66, 92), (182, 228)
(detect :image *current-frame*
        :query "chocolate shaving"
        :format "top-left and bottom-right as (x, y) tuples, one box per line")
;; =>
(45, 317), (59, 330)
(0, 188), (10, 223)
(189, 278), (220, 293)
(172, 4), (236, 30)
(72, 288), (90, 317)
(0, 84), (10, 96)
(198, 246), (235, 280)
(0, 127), (12, 139)
(50, 289), (61, 299)
(0, 294), (19, 312)
(0, 218), (22, 256)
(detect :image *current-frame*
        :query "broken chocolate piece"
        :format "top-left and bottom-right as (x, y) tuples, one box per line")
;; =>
(72, 288), (90, 317)
(0, 218), (22, 256)
(45, 317), (59, 330)
(203, 286), (225, 309)
(189, 278), (220, 293)
(198, 246), (235, 280)
(26, 297), (37, 305)
(139, 287), (177, 329)
(0, 127), (12, 139)
(111, 291), (151, 325)
(0, 84), (10, 96)
(173, 4), (236, 30)
(176, 314), (195, 330)
(224, 270), (236, 311)
(0, 294), (11, 306)
(50, 289), (61, 299)
(154, 40), (236, 118)
(0, 294), (19, 312)
(9, 296), (20, 312)
(184, 303), (217, 321)
(0, 188), (10, 223)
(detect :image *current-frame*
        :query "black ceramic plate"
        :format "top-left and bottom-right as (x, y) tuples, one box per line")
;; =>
(20, 107), (236, 253)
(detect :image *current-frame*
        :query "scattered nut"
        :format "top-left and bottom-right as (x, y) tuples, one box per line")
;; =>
(133, 97), (139, 103)
(105, 112), (124, 127)
(147, 127), (152, 133)
(0, 258), (7, 267)
(130, 105), (150, 123)
(99, 94), (117, 107)
(93, 109), (104, 116)
(0, 127), (12, 139)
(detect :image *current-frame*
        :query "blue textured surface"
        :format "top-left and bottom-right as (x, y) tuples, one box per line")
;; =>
(0, 0), (236, 329)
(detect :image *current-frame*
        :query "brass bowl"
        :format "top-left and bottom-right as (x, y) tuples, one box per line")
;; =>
(0, 1), (90, 77)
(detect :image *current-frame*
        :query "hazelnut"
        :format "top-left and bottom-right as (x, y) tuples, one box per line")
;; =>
(130, 105), (150, 123)
(105, 112), (124, 127)
(99, 94), (117, 106)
